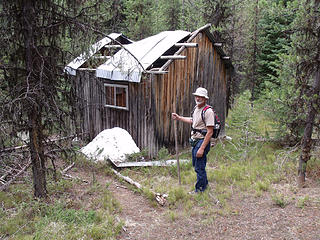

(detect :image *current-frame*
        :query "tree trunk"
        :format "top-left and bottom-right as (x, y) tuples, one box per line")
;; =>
(29, 109), (47, 198)
(23, 0), (47, 198)
(298, 67), (320, 187)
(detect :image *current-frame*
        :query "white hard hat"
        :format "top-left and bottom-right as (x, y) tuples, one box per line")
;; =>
(192, 87), (209, 99)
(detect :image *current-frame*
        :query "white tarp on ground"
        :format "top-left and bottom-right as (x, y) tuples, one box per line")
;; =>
(96, 30), (190, 82)
(81, 127), (140, 162)
(64, 33), (123, 76)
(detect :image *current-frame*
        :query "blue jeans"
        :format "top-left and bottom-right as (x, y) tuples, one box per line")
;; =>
(192, 139), (210, 192)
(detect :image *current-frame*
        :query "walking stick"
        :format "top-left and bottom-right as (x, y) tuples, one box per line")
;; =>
(173, 91), (181, 185)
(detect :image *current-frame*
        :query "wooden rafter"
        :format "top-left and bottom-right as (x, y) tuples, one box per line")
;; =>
(214, 43), (223, 47)
(160, 23), (211, 71)
(174, 43), (198, 47)
(160, 55), (187, 60)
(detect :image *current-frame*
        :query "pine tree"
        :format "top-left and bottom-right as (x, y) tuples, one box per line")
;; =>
(0, 0), (113, 198)
(238, 0), (261, 101)
(151, 0), (182, 34)
(123, 0), (154, 40)
(256, 1), (293, 94)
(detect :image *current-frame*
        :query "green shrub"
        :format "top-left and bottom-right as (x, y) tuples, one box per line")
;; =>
(255, 180), (270, 192)
(297, 195), (310, 209)
(157, 147), (170, 160)
(272, 193), (288, 208)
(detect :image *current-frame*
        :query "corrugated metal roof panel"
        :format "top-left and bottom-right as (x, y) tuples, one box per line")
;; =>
(65, 33), (125, 76)
(96, 30), (190, 82)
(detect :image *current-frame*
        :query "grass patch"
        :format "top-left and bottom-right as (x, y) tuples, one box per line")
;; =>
(209, 141), (279, 192)
(167, 186), (188, 206)
(0, 175), (123, 240)
(166, 210), (178, 222)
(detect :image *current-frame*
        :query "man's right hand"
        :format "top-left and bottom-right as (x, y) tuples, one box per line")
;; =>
(172, 113), (179, 120)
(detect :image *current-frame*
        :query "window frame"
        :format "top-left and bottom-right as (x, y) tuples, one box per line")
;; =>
(104, 83), (129, 110)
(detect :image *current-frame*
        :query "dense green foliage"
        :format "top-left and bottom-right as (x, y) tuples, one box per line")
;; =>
(258, 0), (320, 142)
(256, 1), (293, 94)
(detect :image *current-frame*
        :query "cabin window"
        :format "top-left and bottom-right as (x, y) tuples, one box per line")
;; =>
(104, 84), (128, 110)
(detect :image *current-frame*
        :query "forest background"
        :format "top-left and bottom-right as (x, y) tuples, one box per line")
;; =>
(0, 0), (319, 239)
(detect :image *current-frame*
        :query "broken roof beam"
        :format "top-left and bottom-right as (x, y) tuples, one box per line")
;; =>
(146, 70), (169, 74)
(214, 42), (223, 47)
(160, 24), (211, 71)
(160, 55), (186, 60)
(174, 42), (198, 47)
(145, 68), (168, 74)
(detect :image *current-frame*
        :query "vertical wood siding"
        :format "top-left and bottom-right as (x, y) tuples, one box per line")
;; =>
(75, 31), (231, 157)
(152, 31), (228, 152)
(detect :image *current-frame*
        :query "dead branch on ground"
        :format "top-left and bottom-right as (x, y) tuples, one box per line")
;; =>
(61, 162), (75, 174)
(59, 162), (89, 183)
(111, 168), (168, 206)
(0, 160), (31, 191)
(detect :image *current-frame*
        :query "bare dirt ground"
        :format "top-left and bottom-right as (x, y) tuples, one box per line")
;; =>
(72, 167), (320, 240)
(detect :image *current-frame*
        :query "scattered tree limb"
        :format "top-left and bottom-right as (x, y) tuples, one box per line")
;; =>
(59, 162), (88, 183)
(0, 160), (31, 191)
(0, 144), (28, 153)
(0, 133), (87, 153)
(61, 162), (75, 174)
(111, 168), (168, 206)
(61, 172), (89, 183)
(112, 168), (142, 189)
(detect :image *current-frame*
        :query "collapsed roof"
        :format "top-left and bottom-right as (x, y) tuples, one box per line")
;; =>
(96, 30), (190, 82)
(64, 33), (133, 76)
(65, 24), (232, 83)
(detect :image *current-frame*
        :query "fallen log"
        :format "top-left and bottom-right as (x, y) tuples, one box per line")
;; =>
(111, 168), (168, 206)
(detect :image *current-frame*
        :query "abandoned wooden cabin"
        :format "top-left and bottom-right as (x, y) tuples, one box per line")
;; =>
(65, 24), (234, 156)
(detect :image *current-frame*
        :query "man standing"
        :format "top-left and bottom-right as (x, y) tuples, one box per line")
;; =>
(172, 87), (214, 193)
